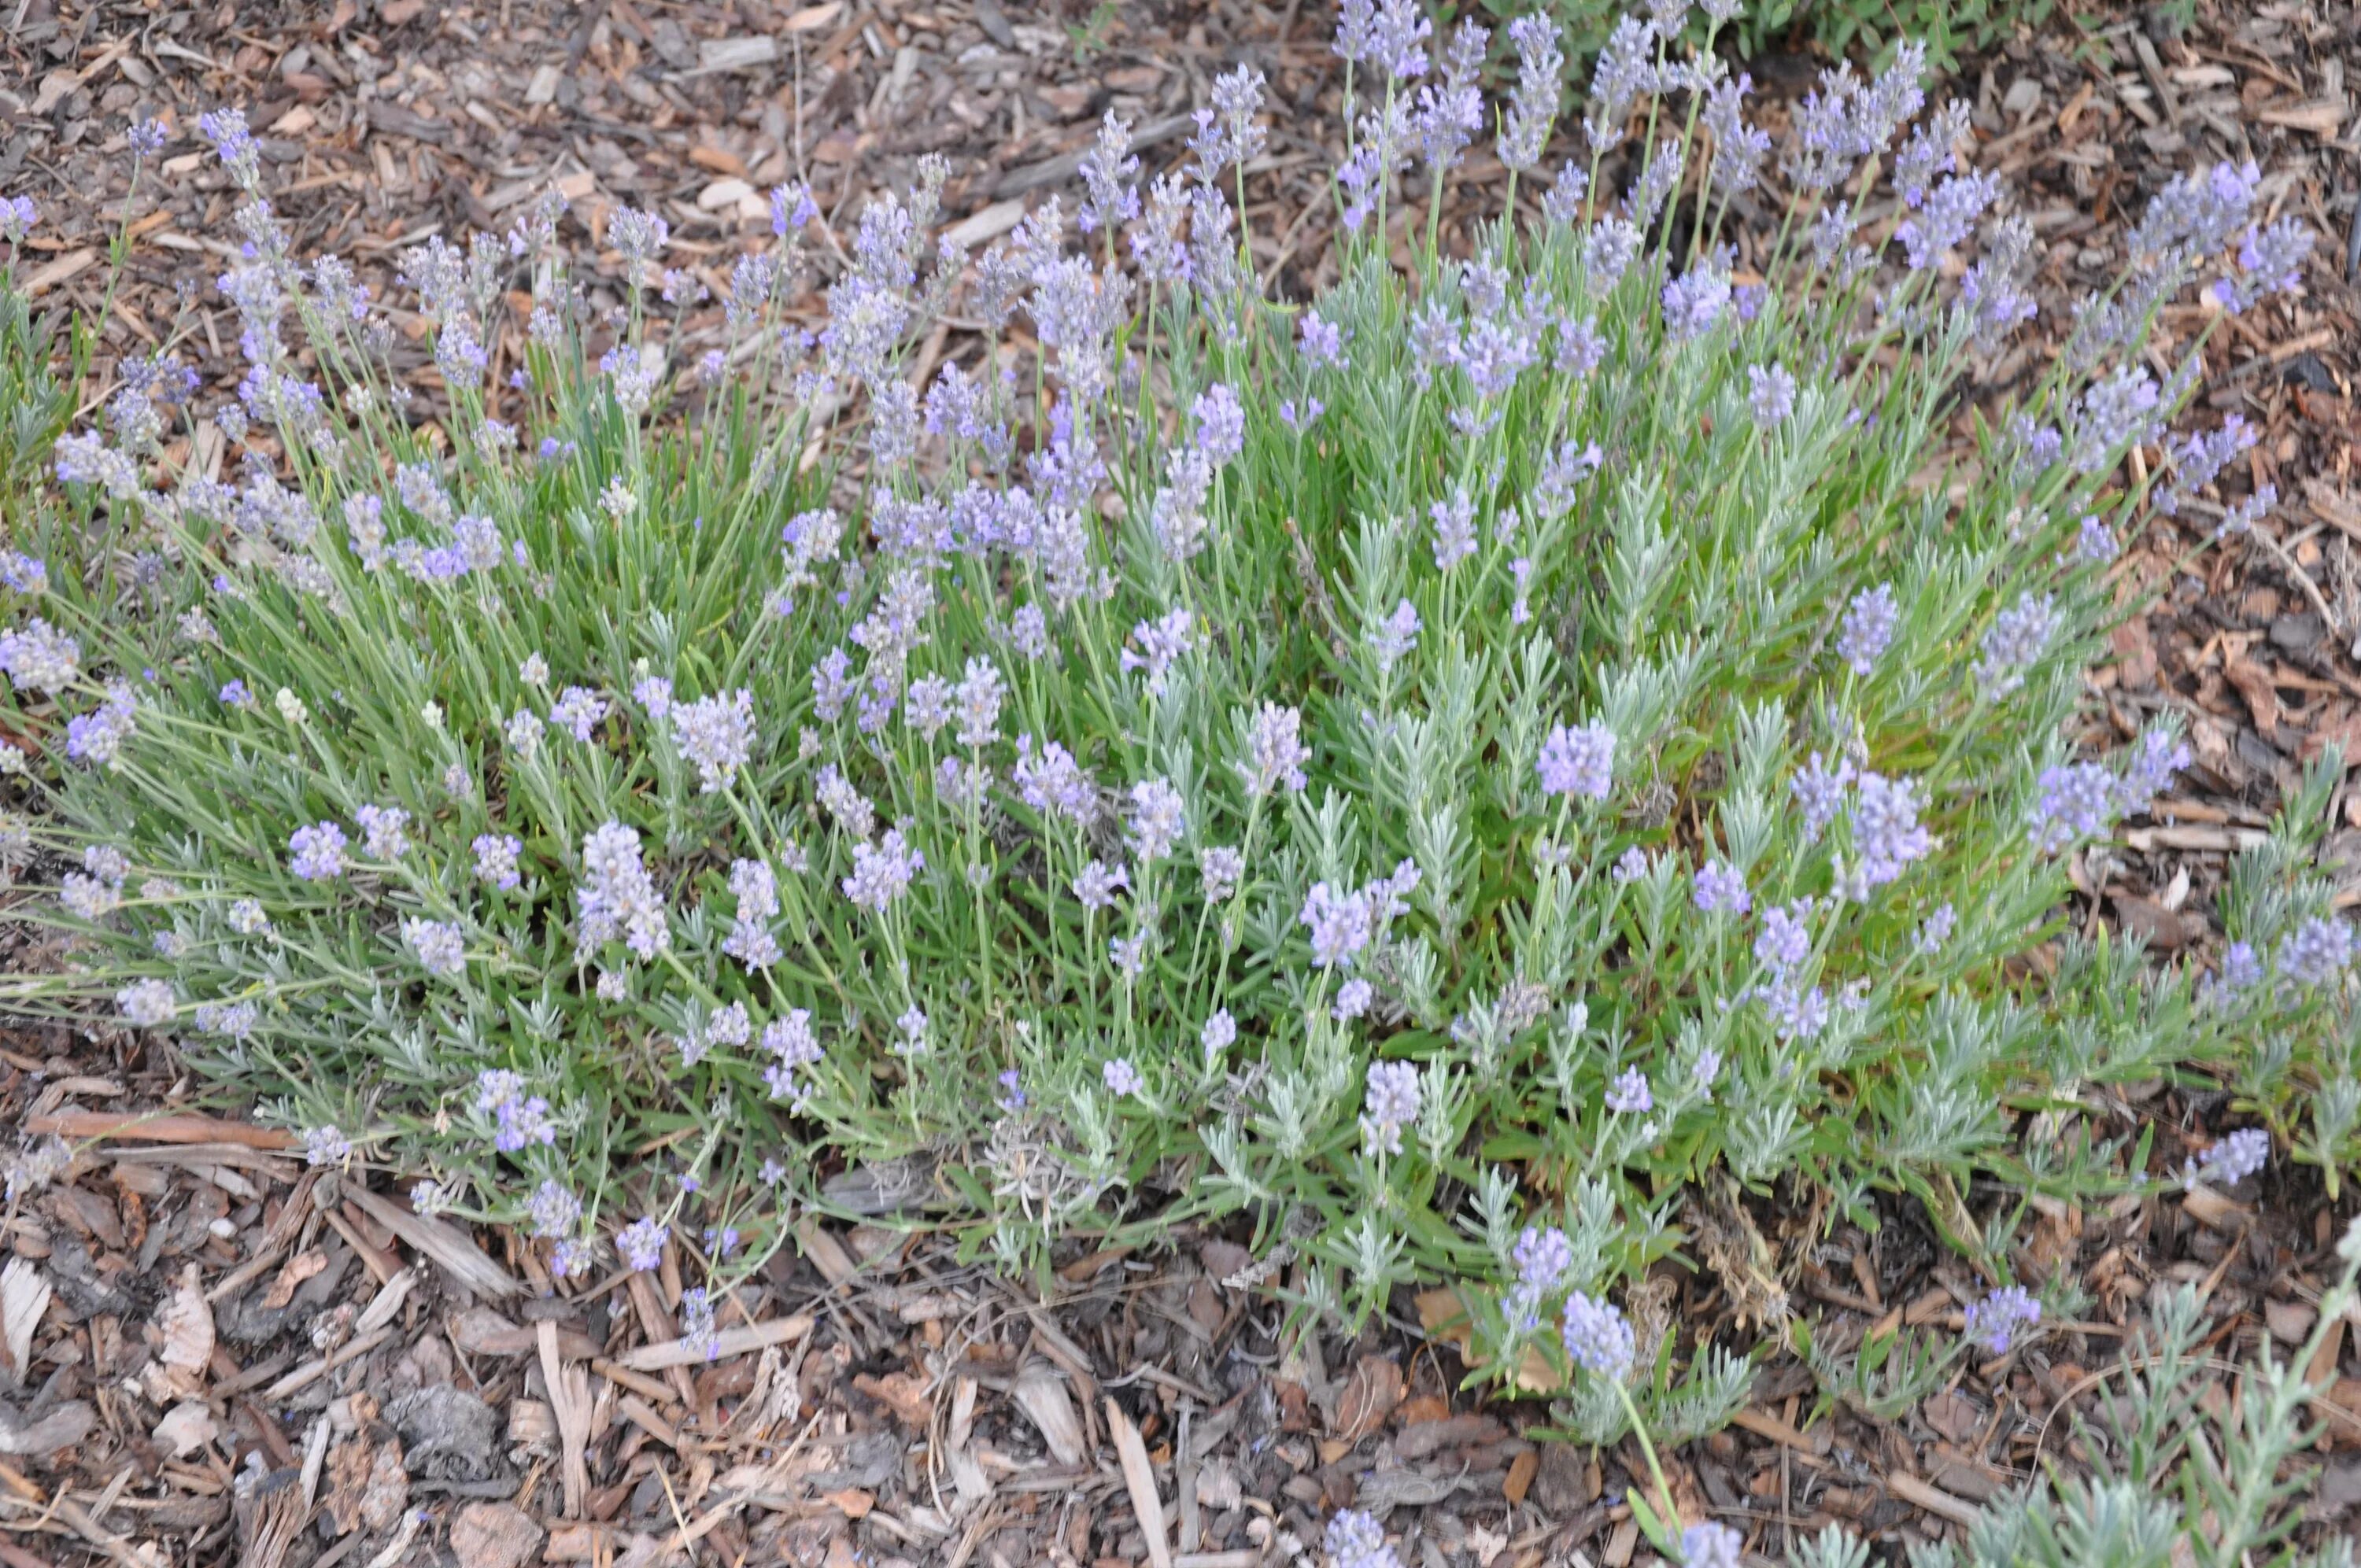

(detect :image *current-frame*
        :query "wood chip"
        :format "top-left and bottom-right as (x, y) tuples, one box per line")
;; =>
(342, 1184), (519, 1298)
(1106, 1396), (1173, 1568)
(1887, 1472), (1982, 1527)
(615, 1313), (814, 1371)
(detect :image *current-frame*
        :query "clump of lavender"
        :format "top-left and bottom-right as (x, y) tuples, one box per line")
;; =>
(1963, 1284), (2041, 1355)
(7, 0), (2332, 1425)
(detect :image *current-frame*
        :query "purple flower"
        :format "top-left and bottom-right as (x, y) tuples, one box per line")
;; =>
(1681, 1523), (1744, 1568)
(1963, 1284), (2041, 1355)
(2211, 216), (2312, 313)
(1604, 1068), (1651, 1115)
(617, 1216), (668, 1272)
(1299, 311), (1348, 369)
(1975, 592), (2056, 696)
(1243, 702), (1311, 795)
(841, 829), (924, 914)
(1582, 17), (1657, 153)
(1791, 752), (1854, 843)
(1323, 1507), (1402, 1568)
(1537, 721), (1615, 802)
(2029, 762), (2117, 854)
(1753, 900), (1815, 973)
(128, 118), (169, 160)
(1703, 76), (1771, 198)
(1661, 264), (1731, 341)
(303, 1125), (353, 1168)
(1497, 17), (1565, 173)
(289, 821), (349, 882)
(1076, 111), (1140, 233)
(1832, 578), (1908, 670)
(2116, 726), (2189, 817)
(770, 180), (818, 237)
(2196, 1126), (2270, 1186)
(1411, 22), (1487, 176)
(1560, 1290), (1635, 1380)
(1193, 384), (1245, 466)
(1694, 858), (1750, 915)
(1847, 772), (1934, 891)
(1103, 1057), (1143, 1098)
(1429, 487), (1478, 570)
(2075, 514), (2118, 563)
(2278, 915), (2352, 987)
(0, 196), (34, 245)
(1368, 599), (1421, 672)
(474, 833), (524, 891)
(1359, 1059), (1421, 1157)
(1746, 363), (1796, 429)
(528, 1180), (582, 1240)
(402, 917), (467, 978)
(1895, 170), (2000, 270)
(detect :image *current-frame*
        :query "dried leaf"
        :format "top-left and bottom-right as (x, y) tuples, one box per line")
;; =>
(157, 1263), (215, 1396)
(1333, 1355), (1403, 1440)
(153, 1401), (219, 1458)
(853, 1370), (933, 1427)
(260, 1249), (328, 1310)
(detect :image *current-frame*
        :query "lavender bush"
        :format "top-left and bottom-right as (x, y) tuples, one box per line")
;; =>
(0, 0), (2336, 1448)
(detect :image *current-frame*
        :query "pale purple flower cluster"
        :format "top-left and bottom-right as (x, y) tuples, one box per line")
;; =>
(617, 1215), (668, 1272)
(2211, 217), (2312, 313)
(2278, 916), (2353, 987)
(116, 978), (176, 1028)
(1496, 17), (1565, 174)
(303, 1124), (353, 1168)
(1323, 1508), (1400, 1568)
(725, 858), (782, 968)
(1537, 721), (1616, 802)
(1964, 1284), (2041, 1355)
(1506, 1224), (1573, 1332)
(2155, 416), (2254, 517)
(1104, 1057), (1144, 1098)
(65, 682), (138, 768)
(0, 618), (80, 693)
(1560, 1290), (1635, 1380)
(1359, 1059), (1421, 1157)
(1693, 859), (1750, 915)
(1681, 1523), (1744, 1568)
(1604, 1067), (1651, 1115)
(842, 830), (925, 914)
(1242, 703), (1311, 795)
(1746, 362), (1796, 429)
(289, 821), (349, 882)
(403, 917), (467, 978)
(357, 804), (411, 860)
(551, 686), (609, 743)
(1974, 592), (2056, 697)
(674, 688), (756, 793)
(762, 1010), (823, 1107)
(1300, 861), (1420, 968)
(1845, 772), (1934, 893)
(2196, 1126), (2270, 1187)
(577, 821), (668, 959)
(1836, 583), (1899, 677)
(474, 833), (523, 891)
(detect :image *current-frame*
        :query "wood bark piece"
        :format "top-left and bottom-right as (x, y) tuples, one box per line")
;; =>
(538, 1320), (594, 1518)
(343, 1184), (521, 1299)
(24, 1110), (295, 1149)
(615, 1313), (814, 1371)
(1106, 1396), (1173, 1568)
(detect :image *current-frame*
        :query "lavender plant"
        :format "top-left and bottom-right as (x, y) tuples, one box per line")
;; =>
(0, 3), (2334, 1441)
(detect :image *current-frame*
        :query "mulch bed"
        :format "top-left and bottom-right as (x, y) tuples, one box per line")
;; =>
(3, 1), (2361, 1564)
